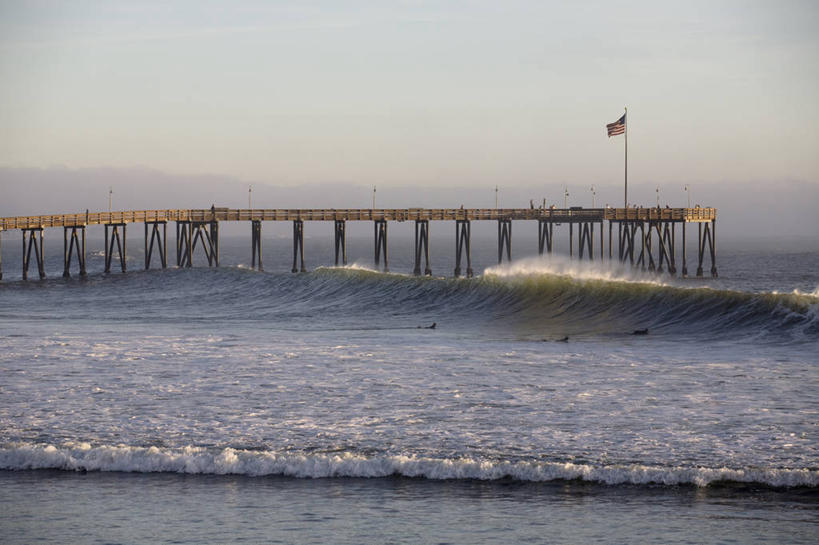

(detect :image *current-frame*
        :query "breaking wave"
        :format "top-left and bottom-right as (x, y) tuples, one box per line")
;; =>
(474, 257), (819, 339)
(287, 257), (818, 340)
(1, 443), (815, 488)
(1, 255), (816, 340)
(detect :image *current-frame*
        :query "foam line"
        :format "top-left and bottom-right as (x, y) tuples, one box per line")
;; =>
(1, 443), (816, 488)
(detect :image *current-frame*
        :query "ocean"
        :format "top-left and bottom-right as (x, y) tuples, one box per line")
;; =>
(0, 227), (817, 544)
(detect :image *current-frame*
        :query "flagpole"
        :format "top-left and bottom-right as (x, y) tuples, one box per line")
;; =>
(624, 107), (628, 207)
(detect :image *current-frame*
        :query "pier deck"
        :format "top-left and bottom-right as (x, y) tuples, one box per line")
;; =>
(0, 207), (717, 280)
(0, 207), (716, 230)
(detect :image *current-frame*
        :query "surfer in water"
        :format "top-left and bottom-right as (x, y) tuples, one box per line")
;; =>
(418, 322), (437, 329)
(541, 336), (569, 342)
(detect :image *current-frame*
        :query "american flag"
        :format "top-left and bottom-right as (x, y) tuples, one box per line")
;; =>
(606, 113), (626, 137)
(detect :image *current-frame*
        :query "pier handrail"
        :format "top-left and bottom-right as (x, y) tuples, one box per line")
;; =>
(0, 207), (716, 231)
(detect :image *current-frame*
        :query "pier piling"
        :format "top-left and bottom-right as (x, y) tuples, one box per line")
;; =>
(190, 221), (218, 267)
(646, 226), (656, 272)
(292, 220), (305, 273)
(454, 219), (473, 278)
(413, 220), (431, 276)
(638, 223), (646, 269)
(251, 220), (262, 271)
(334, 220), (347, 266)
(176, 221), (219, 267)
(63, 226), (87, 277)
(619, 222), (634, 264)
(578, 222), (594, 260)
(615, 220), (648, 269)
(538, 219), (554, 255)
(697, 220), (718, 277)
(22, 228), (45, 280)
(104, 223), (126, 273)
(498, 219), (512, 264)
(664, 222), (676, 275)
(609, 222), (613, 260)
(653, 222), (674, 274)
(176, 221), (191, 267)
(711, 219), (718, 277)
(144, 221), (167, 270)
(374, 219), (388, 272)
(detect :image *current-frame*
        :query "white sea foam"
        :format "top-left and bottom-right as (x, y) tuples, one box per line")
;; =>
(756, 283), (814, 298)
(483, 255), (667, 286)
(794, 286), (819, 299)
(2, 443), (816, 488)
(310, 262), (379, 274)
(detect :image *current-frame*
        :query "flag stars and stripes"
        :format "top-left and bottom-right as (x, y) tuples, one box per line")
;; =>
(607, 114), (626, 137)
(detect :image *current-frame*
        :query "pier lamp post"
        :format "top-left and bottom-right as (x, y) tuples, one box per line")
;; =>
(108, 187), (112, 213)
(495, 186), (498, 209)
(685, 184), (691, 208)
(590, 185), (596, 208)
(249, 185), (252, 209)
(656, 186), (660, 207)
(564, 187), (569, 208)
(373, 186), (376, 209)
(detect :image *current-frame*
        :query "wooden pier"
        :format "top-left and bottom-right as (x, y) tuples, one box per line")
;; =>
(0, 206), (717, 280)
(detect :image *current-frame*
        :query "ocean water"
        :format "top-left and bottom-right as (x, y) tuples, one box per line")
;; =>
(0, 229), (817, 544)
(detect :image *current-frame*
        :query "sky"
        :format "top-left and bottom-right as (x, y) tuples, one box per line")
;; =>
(1, 0), (818, 210)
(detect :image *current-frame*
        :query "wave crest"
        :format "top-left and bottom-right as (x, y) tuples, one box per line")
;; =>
(1, 443), (816, 488)
(480, 258), (817, 338)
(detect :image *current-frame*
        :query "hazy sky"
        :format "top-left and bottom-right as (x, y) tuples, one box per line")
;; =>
(1, 0), (818, 190)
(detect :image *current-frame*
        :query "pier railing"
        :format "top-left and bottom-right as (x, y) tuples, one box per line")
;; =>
(0, 207), (716, 230)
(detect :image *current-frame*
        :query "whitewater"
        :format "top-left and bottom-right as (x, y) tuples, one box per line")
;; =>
(1, 238), (817, 544)
(4, 443), (817, 488)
